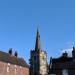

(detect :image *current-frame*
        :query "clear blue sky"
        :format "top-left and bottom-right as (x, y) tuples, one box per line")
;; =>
(0, 0), (75, 64)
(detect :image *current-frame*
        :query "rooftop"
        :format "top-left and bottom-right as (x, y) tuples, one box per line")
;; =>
(0, 51), (29, 68)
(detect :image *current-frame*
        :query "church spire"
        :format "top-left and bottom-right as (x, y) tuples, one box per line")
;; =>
(35, 29), (41, 51)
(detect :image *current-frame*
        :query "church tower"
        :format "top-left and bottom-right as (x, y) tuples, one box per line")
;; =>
(29, 29), (48, 75)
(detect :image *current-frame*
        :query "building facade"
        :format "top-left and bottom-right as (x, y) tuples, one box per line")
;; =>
(0, 48), (29, 75)
(49, 47), (75, 75)
(29, 30), (48, 75)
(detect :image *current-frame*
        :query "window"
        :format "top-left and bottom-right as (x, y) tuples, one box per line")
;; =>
(62, 69), (68, 75)
(7, 66), (9, 72)
(15, 65), (17, 74)
(8, 63), (10, 66)
(15, 68), (17, 74)
(7, 63), (10, 72)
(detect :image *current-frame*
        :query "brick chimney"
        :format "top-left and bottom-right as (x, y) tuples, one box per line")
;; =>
(8, 48), (12, 55)
(14, 51), (18, 57)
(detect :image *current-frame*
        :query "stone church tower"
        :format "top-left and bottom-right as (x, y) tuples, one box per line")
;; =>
(29, 30), (48, 75)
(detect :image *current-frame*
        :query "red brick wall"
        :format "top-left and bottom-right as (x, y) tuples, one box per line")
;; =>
(0, 61), (29, 75)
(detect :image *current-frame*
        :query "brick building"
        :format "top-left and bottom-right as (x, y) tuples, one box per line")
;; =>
(0, 48), (29, 75)
(49, 47), (75, 75)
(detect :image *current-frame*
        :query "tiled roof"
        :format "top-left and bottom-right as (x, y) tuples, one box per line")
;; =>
(0, 51), (29, 68)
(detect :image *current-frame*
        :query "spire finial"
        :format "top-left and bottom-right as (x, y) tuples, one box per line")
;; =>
(35, 29), (41, 51)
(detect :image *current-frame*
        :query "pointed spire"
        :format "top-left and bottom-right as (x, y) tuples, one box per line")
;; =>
(35, 29), (41, 51)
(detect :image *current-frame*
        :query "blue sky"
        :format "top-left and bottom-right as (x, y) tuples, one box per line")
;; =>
(0, 0), (75, 64)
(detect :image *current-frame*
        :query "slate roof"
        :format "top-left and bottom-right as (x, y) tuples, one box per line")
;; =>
(52, 57), (73, 63)
(0, 51), (29, 68)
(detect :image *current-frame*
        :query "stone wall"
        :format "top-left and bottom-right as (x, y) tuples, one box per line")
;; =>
(0, 61), (29, 75)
